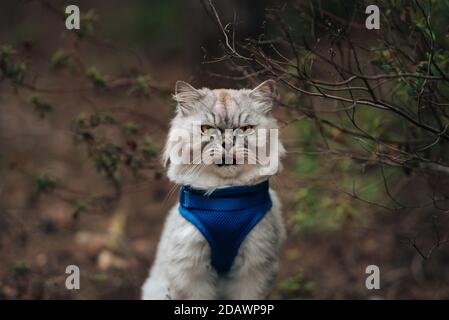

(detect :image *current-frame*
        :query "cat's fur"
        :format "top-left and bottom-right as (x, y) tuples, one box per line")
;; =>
(141, 80), (285, 299)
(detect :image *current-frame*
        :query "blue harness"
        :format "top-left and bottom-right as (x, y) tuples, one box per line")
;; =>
(178, 181), (272, 274)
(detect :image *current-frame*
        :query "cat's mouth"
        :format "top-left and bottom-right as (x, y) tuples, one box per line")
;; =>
(216, 162), (237, 167)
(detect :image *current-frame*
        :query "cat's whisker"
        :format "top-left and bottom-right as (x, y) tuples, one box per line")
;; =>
(184, 164), (204, 180)
(164, 182), (181, 205)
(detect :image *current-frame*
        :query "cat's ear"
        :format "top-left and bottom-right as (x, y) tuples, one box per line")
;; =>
(173, 80), (203, 115)
(249, 79), (278, 114)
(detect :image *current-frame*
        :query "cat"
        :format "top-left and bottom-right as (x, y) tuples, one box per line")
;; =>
(141, 80), (286, 299)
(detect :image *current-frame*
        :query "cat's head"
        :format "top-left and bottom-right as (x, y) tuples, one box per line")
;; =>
(163, 80), (285, 189)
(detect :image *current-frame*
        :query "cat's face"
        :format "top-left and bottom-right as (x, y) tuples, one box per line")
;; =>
(163, 80), (285, 189)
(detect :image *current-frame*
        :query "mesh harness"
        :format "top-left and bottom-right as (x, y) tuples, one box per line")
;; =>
(178, 180), (272, 274)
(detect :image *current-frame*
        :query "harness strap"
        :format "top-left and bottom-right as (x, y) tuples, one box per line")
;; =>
(178, 180), (272, 274)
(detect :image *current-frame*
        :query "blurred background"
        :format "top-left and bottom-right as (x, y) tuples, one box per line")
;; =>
(1, 0), (449, 299)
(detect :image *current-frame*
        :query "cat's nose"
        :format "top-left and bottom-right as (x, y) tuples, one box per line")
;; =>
(221, 131), (235, 151)
(221, 141), (233, 151)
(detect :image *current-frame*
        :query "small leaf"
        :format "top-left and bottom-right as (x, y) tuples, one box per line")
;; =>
(13, 261), (29, 276)
(128, 76), (149, 95)
(142, 135), (158, 159)
(50, 49), (69, 69)
(86, 67), (107, 88)
(34, 173), (57, 197)
(29, 95), (53, 118)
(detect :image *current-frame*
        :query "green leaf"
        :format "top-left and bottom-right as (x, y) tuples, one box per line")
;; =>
(91, 143), (122, 178)
(142, 135), (159, 159)
(123, 121), (140, 135)
(50, 49), (69, 69)
(86, 67), (107, 88)
(34, 173), (57, 197)
(29, 95), (53, 118)
(128, 75), (150, 95)
(13, 261), (29, 276)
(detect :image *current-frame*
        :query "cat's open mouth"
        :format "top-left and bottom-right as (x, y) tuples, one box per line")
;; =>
(216, 162), (237, 167)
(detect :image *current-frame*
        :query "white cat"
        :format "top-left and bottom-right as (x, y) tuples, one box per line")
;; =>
(141, 80), (286, 300)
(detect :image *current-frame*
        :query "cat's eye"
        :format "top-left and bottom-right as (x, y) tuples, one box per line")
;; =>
(201, 125), (214, 134)
(237, 125), (254, 135)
